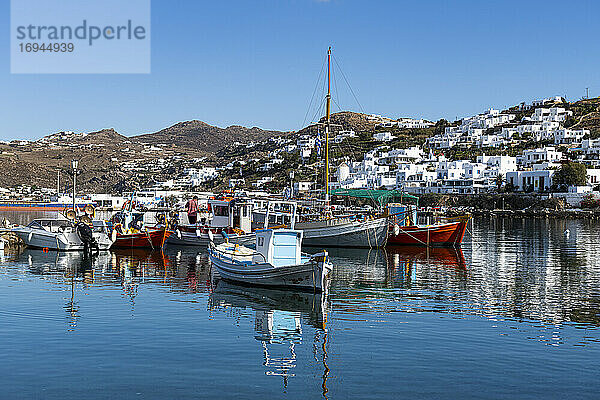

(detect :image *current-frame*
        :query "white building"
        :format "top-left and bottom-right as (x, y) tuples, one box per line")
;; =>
(334, 130), (357, 143)
(518, 147), (563, 166)
(506, 170), (554, 192)
(532, 96), (565, 107)
(297, 135), (316, 160)
(252, 177), (274, 188)
(377, 146), (424, 166)
(554, 128), (588, 145)
(526, 107), (573, 123)
(180, 167), (219, 186)
(373, 131), (396, 142)
(396, 118), (434, 129)
(476, 155), (518, 177)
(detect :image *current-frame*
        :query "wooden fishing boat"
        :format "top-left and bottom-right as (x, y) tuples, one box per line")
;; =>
(387, 217), (469, 247)
(296, 215), (389, 248)
(209, 228), (332, 292)
(167, 198), (255, 247)
(111, 227), (172, 249)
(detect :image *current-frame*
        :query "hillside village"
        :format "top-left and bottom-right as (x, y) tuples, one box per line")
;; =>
(2, 95), (600, 207)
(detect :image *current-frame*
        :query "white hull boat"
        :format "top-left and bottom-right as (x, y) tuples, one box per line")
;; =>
(296, 216), (389, 248)
(12, 219), (112, 251)
(209, 229), (332, 292)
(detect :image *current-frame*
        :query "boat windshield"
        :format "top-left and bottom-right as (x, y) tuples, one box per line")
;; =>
(27, 219), (74, 232)
(91, 220), (107, 233)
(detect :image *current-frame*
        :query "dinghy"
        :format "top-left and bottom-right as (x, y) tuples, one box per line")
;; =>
(208, 228), (332, 292)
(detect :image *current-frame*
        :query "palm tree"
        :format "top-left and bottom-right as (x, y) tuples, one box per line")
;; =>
(495, 173), (504, 191)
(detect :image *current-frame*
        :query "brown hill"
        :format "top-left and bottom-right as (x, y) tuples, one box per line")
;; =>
(297, 111), (379, 136)
(80, 128), (127, 144)
(565, 97), (600, 138)
(132, 120), (289, 152)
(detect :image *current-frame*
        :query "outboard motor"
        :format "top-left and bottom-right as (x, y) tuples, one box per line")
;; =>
(76, 222), (98, 255)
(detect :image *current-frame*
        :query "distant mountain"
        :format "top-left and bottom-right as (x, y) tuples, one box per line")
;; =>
(80, 128), (128, 144)
(132, 120), (289, 152)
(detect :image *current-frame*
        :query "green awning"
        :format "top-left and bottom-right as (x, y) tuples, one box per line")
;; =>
(329, 189), (419, 206)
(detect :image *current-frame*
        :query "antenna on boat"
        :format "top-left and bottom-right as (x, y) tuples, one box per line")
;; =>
(325, 46), (331, 204)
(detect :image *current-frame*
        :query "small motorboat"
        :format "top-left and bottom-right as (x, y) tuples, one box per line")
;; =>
(11, 218), (112, 251)
(209, 228), (332, 292)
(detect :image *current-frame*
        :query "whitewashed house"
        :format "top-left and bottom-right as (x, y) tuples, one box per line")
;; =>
(334, 130), (357, 143)
(506, 170), (554, 192)
(517, 147), (563, 166)
(373, 131), (396, 142)
(554, 128), (588, 145)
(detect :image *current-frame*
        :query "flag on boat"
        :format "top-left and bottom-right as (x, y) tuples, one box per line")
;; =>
(316, 134), (322, 156)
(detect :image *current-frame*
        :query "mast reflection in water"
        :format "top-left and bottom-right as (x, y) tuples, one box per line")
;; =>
(209, 281), (329, 392)
(1, 217), (600, 399)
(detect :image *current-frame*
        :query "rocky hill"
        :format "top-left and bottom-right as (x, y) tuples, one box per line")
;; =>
(0, 119), (294, 193)
(564, 97), (600, 138)
(133, 120), (289, 152)
(3, 97), (600, 194)
(297, 111), (380, 136)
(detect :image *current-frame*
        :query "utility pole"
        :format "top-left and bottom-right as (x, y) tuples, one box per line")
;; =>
(586, 87), (589, 99)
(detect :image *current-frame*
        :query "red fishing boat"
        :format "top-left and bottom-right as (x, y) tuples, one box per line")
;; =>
(111, 228), (172, 249)
(387, 217), (469, 247)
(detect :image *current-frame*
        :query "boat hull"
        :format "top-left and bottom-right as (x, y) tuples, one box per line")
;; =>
(387, 220), (468, 247)
(209, 249), (330, 292)
(297, 217), (388, 248)
(11, 227), (112, 251)
(111, 228), (172, 249)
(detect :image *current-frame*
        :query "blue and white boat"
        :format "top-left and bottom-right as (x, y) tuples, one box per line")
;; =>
(208, 228), (332, 292)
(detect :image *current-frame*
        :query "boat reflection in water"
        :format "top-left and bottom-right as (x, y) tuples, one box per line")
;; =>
(209, 280), (330, 393)
(327, 245), (467, 289)
(20, 248), (106, 329)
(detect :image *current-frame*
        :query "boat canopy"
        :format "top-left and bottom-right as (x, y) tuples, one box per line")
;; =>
(329, 189), (419, 206)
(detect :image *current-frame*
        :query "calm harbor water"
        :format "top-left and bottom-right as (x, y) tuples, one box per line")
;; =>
(1, 217), (600, 399)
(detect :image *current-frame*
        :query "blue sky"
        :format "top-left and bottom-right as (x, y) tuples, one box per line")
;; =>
(1, 0), (599, 140)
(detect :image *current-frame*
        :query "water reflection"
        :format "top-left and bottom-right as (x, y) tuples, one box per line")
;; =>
(2, 217), (600, 398)
(209, 280), (329, 392)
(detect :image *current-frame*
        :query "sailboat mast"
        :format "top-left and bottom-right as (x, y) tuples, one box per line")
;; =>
(325, 47), (331, 203)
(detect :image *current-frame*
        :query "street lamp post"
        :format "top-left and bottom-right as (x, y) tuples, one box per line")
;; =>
(71, 159), (79, 212)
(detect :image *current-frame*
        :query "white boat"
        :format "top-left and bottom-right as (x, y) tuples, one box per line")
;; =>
(296, 216), (388, 248)
(209, 228), (332, 292)
(11, 218), (112, 251)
